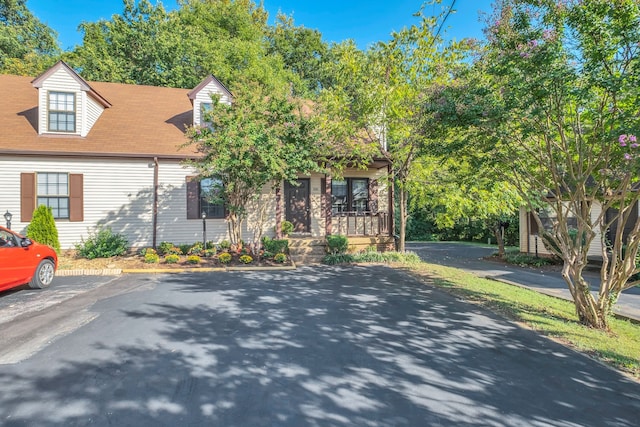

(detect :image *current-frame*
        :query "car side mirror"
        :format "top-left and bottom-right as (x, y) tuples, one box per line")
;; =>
(21, 238), (33, 248)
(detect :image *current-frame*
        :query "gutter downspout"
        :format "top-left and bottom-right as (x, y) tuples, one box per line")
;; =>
(152, 157), (159, 249)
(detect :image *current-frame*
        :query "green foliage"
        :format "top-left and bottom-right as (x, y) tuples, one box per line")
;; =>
(164, 254), (180, 264)
(144, 252), (160, 263)
(273, 252), (287, 263)
(157, 241), (174, 256)
(326, 235), (348, 254)
(218, 252), (232, 264)
(187, 255), (201, 264)
(323, 250), (421, 265)
(26, 205), (60, 253)
(261, 236), (289, 254)
(185, 79), (322, 244)
(178, 243), (192, 255)
(503, 250), (557, 268)
(239, 254), (253, 264)
(218, 240), (231, 251)
(0, 0), (60, 75)
(75, 228), (128, 259)
(281, 220), (294, 236)
(262, 250), (274, 259)
(202, 248), (216, 258)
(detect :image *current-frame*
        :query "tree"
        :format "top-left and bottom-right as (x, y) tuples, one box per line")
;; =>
(408, 155), (522, 257)
(448, 0), (640, 329)
(184, 79), (321, 245)
(67, 0), (290, 90)
(26, 205), (60, 253)
(0, 0), (60, 74)
(266, 12), (328, 96)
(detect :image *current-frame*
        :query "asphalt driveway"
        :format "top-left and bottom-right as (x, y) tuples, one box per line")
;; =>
(407, 242), (640, 321)
(1, 266), (639, 426)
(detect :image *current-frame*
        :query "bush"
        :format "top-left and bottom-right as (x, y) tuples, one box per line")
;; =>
(239, 254), (253, 264)
(326, 235), (348, 254)
(503, 251), (557, 268)
(26, 205), (60, 253)
(281, 220), (294, 236)
(164, 254), (180, 264)
(187, 255), (201, 264)
(262, 236), (289, 254)
(274, 253), (287, 263)
(75, 227), (128, 259)
(262, 250), (274, 259)
(188, 242), (203, 256)
(218, 240), (231, 251)
(178, 243), (192, 255)
(202, 248), (216, 258)
(158, 241), (174, 256)
(165, 246), (183, 256)
(144, 252), (159, 263)
(323, 250), (421, 265)
(218, 252), (232, 264)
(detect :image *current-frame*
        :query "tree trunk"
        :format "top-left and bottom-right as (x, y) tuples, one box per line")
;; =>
(493, 223), (505, 258)
(398, 187), (408, 252)
(562, 262), (609, 330)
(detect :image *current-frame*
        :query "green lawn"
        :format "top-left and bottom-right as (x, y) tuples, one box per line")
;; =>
(395, 260), (640, 379)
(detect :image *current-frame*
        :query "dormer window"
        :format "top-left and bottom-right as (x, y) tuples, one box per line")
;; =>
(48, 91), (76, 132)
(201, 102), (213, 127)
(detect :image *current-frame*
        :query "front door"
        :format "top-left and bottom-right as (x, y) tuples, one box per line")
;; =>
(285, 179), (310, 233)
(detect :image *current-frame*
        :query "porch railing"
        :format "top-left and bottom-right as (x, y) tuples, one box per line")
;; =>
(332, 211), (389, 236)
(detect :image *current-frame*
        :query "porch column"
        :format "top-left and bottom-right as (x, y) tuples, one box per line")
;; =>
(324, 175), (332, 235)
(275, 185), (282, 239)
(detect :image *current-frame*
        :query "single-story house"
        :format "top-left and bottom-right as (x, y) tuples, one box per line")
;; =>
(0, 61), (393, 250)
(519, 202), (639, 258)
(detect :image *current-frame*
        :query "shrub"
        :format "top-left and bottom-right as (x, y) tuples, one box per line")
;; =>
(262, 250), (274, 259)
(274, 253), (287, 263)
(158, 241), (174, 256)
(165, 246), (183, 256)
(138, 247), (155, 256)
(262, 236), (289, 254)
(218, 240), (231, 251)
(144, 252), (160, 263)
(178, 243), (192, 255)
(164, 254), (180, 264)
(239, 254), (253, 264)
(202, 248), (216, 258)
(75, 227), (128, 259)
(326, 235), (348, 254)
(281, 220), (294, 236)
(188, 243), (203, 256)
(322, 250), (421, 265)
(187, 255), (201, 264)
(26, 205), (61, 253)
(218, 252), (232, 264)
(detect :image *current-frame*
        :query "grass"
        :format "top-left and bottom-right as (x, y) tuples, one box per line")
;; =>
(386, 259), (640, 379)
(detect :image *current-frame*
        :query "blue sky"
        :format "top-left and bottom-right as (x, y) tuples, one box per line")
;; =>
(27, 0), (494, 51)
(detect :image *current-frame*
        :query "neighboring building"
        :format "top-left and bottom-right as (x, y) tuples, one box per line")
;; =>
(518, 202), (639, 258)
(0, 61), (393, 250)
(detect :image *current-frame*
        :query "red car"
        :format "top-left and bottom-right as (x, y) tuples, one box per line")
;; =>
(0, 226), (58, 292)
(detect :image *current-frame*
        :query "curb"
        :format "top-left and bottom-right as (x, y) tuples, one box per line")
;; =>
(57, 262), (298, 276)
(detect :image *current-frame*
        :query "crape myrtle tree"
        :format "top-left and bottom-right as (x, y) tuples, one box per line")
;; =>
(184, 78), (321, 247)
(442, 0), (640, 329)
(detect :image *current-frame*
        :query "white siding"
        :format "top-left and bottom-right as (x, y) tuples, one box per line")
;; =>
(192, 81), (231, 126)
(519, 202), (610, 259)
(38, 68), (83, 136)
(85, 94), (105, 136)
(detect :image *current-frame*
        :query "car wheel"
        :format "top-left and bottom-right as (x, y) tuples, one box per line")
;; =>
(28, 259), (56, 289)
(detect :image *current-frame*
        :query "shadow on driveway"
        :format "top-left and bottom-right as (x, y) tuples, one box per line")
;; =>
(0, 266), (638, 426)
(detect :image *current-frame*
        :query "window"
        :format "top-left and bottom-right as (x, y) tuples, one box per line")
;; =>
(200, 102), (213, 127)
(37, 172), (69, 219)
(48, 91), (76, 132)
(200, 177), (225, 218)
(331, 178), (369, 214)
